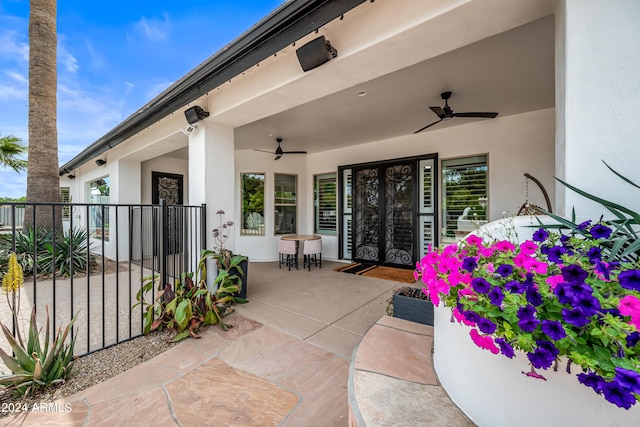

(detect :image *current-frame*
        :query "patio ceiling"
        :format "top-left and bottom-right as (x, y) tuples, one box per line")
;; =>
(234, 14), (555, 154)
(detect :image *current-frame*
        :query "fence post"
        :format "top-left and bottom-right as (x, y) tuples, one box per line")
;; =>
(200, 203), (207, 252)
(160, 199), (169, 289)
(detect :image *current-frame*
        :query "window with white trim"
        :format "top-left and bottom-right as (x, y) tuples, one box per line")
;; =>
(314, 173), (336, 235)
(274, 174), (297, 235)
(441, 155), (488, 243)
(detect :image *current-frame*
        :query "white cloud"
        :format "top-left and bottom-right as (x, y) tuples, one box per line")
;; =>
(58, 44), (79, 74)
(0, 29), (29, 62)
(145, 78), (174, 100)
(0, 70), (27, 100)
(125, 81), (135, 94)
(135, 13), (171, 41)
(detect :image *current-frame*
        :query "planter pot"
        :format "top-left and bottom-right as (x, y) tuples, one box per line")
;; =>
(392, 287), (434, 326)
(433, 305), (640, 426)
(228, 258), (248, 299)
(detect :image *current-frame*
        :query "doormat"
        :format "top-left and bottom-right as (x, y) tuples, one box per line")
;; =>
(334, 263), (416, 284)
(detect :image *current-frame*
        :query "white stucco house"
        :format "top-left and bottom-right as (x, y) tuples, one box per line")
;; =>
(58, 0), (640, 267)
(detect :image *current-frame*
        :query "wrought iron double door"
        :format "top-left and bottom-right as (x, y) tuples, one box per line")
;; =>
(352, 161), (415, 267)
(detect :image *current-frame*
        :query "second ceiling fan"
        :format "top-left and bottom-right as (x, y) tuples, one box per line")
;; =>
(254, 138), (307, 161)
(414, 91), (498, 133)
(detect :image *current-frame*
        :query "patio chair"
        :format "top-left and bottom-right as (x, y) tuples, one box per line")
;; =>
(279, 238), (298, 271)
(303, 238), (322, 271)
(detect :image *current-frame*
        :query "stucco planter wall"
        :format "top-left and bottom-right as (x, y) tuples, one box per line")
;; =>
(433, 305), (640, 426)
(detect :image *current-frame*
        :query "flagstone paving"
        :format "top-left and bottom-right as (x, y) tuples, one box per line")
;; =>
(2, 261), (472, 426)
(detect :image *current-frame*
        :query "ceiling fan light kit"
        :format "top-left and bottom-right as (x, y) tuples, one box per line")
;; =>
(414, 91), (498, 133)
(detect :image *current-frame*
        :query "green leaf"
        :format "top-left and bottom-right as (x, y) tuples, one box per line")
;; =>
(172, 330), (191, 342)
(175, 300), (192, 330)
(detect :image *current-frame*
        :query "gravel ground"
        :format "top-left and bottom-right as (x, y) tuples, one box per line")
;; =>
(0, 330), (177, 417)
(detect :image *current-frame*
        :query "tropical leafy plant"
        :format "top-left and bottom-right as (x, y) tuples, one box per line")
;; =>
(133, 250), (248, 342)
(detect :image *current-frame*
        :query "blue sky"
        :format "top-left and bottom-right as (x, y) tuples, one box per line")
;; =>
(0, 0), (284, 198)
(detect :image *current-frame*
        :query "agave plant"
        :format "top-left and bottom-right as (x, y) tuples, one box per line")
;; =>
(540, 161), (640, 263)
(0, 306), (78, 397)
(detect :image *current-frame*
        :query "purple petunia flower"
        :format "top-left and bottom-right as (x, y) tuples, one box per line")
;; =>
(526, 287), (543, 307)
(462, 257), (478, 273)
(532, 228), (549, 243)
(522, 273), (534, 289)
(614, 367), (640, 394)
(519, 317), (540, 333)
(561, 264), (588, 285)
(495, 338), (515, 359)
(590, 224), (613, 240)
(574, 294), (601, 317)
(505, 280), (525, 294)
(576, 220), (592, 231)
(527, 345), (555, 369)
(619, 270), (640, 291)
(488, 286), (505, 307)
(463, 310), (481, 324)
(546, 245), (567, 264)
(477, 317), (497, 334)
(554, 283), (574, 305)
(578, 372), (604, 394)
(627, 331), (640, 348)
(537, 339), (559, 357)
(496, 264), (513, 278)
(541, 320), (566, 341)
(600, 380), (637, 410)
(518, 305), (536, 320)
(586, 246), (602, 263)
(471, 277), (492, 294)
(562, 307), (590, 327)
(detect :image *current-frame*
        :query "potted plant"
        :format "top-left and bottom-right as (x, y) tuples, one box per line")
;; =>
(210, 210), (249, 299)
(388, 286), (434, 326)
(416, 164), (640, 411)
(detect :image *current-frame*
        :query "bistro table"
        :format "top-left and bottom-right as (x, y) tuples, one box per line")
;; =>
(280, 235), (321, 260)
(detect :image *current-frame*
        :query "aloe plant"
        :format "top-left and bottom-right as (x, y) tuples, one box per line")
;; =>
(0, 306), (78, 397)
(540, 161), (640, 263)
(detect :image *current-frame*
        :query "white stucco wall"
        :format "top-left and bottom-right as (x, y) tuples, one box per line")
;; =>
(555, 0), (640, 221)
(235, 108), (555, 261)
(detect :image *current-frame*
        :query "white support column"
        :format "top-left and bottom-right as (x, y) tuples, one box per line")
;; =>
(188, 121), (235, 251)
(555, 0), (640, 220)
(112, 159), (142, 260)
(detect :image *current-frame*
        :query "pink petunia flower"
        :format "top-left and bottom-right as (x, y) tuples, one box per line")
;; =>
(492, 240), (516, 253)
(519, 240), (539, 256)
(469, 329), (500, 354)
(545, 274), (564, 290)
(465, 234), (483, 248)
(619, 295), (640, 329)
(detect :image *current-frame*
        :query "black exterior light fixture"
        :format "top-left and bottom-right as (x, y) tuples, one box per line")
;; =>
(296, 35), (338, 72)
(184, 106), (210, 124)
(95, 159), (107, 166)
(67, 174), (75, 179)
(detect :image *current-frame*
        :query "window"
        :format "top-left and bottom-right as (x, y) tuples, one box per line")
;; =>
(89, 177), (110, 241)
(60, 187), (70, 220)
(241, 173), (265, 236)
(274, 174), (297, 235)
(441, 156), (488, 243)
(314, 173), (337, 235)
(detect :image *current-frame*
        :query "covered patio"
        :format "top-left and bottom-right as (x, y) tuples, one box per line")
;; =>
(2, 261), (466, 426)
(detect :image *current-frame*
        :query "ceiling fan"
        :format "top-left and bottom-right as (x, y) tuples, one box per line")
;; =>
(254, 137), (307, 160)
(414, 91), (498, 133)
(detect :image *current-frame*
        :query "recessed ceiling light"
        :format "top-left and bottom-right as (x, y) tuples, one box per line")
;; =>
(356, 90), (368, 97)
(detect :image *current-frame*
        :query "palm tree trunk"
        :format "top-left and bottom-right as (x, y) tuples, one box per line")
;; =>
(24, 0), (62, 232)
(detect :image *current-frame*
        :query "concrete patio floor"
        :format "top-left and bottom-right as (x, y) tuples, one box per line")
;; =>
(2, 260), (467, 426)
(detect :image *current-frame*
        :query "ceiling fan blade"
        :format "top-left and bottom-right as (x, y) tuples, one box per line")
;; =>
(429, 106), (446, 119)
(274, 154), (283, 161)
(453, 112), (498, 118)
(414, 119), (442, 133)
(282, 151), (307, 154)
(253, 149), (275, 154)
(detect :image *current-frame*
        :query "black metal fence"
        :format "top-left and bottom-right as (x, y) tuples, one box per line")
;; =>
(0, 201), (205, 357)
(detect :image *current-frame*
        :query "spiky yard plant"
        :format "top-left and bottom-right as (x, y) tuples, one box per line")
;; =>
(0, 253), (78, 397)
(0, 307), (78, 397)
